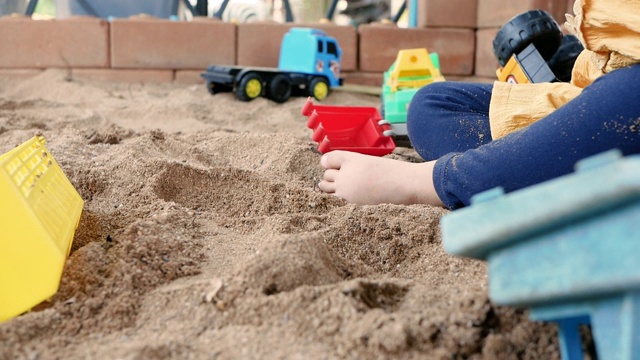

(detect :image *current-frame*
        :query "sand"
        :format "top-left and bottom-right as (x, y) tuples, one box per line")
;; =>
(0, 69), (564, 359)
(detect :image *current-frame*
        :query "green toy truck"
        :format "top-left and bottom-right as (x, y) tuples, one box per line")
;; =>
(381, 48), (445, 140)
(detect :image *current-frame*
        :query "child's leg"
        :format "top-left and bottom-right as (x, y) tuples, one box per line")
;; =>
(435, 64), (640, 209)
(407, 81), (494, 160)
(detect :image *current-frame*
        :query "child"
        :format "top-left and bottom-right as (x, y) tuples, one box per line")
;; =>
(318, 0), (640, 209)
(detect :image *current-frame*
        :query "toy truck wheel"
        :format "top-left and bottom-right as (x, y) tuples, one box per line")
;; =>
(207, 81), (230, 95)
(548, 35), (584, 82)
(267, 74), (292, 103)
(493, 10), (563, 66)
(308, 77), (330, 101)
(236, 72), (263, 101)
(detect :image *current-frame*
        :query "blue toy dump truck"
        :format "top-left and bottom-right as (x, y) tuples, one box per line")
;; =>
(201, 27), (343, 103)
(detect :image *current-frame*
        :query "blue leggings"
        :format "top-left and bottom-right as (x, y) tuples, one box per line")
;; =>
(406, 64), (640, 209)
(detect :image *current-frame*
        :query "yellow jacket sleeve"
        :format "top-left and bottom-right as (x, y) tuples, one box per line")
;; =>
(488, 81), (583, 139)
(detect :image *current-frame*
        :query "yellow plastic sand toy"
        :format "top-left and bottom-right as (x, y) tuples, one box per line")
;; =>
(0, 135), (83, 322)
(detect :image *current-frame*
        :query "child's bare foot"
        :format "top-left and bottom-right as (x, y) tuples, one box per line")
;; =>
(318, 150), (444, 207)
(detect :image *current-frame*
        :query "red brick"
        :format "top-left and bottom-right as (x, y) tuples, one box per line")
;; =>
(341, 71), (384, 87)
(237, 22), (358, 72)
(175, 70), (205, 84)
(0, 16), (109, 68)
(417, 0), (477, 28)
(0, 69), (43, 79)
(110, 17), (235, 69)
(477, 0), (569, 28)
(236, 22), (295, 67)
(535, 0), (571, 24)
(358, 24), (475, 75)
(474, 27), (500, 78)
(71, 68), (174, 83)
(567, 0), (575, 15)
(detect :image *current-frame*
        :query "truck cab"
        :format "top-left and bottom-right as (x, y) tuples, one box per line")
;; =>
(278, 27), (343, 89)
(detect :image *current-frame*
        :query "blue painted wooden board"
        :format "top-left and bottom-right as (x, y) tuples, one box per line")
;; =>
(441, 150), (640, 360)
(488, 203), (640, 306)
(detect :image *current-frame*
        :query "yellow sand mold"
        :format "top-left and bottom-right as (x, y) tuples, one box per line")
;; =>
(0, 135), (83, 322)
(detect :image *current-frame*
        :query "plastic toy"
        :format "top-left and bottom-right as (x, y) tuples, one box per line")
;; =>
(493, 10), (583, 84)
(441, 149), (640, 360)
(299, 48), (443, 153)
(301, 97), (395, 156)
(201, 27), (343, 103)
(381, 48), (445, 139)
(0, 135), (84, 322)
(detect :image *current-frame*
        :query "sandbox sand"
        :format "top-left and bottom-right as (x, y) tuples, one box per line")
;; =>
(0, 69), (563, 359)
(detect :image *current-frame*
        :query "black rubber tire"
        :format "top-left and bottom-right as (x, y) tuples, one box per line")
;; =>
(548, 35), (584, 82)
(207, 81), (231, 95)
(392, 135), (412, 149)
(307, 77), (330, 101)
(267, 74), (292, 103)
(235, 72), (263, 101)
(207, 81), (217, 95)
(493, 10), (563, 66)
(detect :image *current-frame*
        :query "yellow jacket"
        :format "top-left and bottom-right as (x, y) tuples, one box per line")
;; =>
(488, 0), (640, 139)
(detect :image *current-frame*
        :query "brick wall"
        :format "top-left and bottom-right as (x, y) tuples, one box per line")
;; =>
(0, 0), (572, 85)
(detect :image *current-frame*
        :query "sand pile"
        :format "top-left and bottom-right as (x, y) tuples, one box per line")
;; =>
(0, 69), (562, 359)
